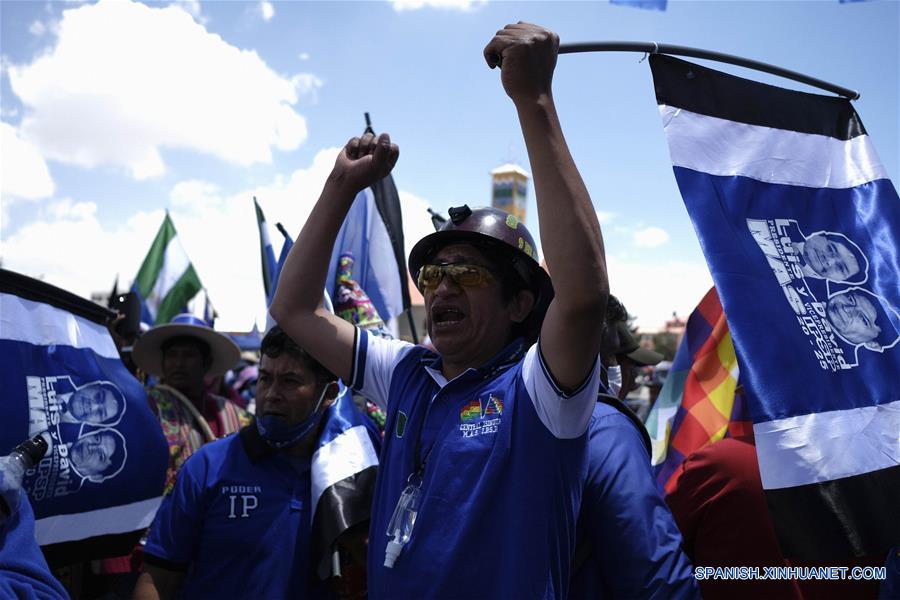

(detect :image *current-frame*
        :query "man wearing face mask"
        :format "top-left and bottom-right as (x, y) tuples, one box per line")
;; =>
(134, 326), (379, 599)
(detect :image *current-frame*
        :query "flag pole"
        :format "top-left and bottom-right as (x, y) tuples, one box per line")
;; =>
(558, 42), (859, 100)
(362, 112), (419, 345)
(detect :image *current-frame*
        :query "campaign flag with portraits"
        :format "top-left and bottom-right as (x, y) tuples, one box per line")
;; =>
(650, 54), (900, 559)
(0, 269), (168, 565)
(647, 287), (749, 493)
(131, 212), (203, 326)
(326, 176), (411, 328)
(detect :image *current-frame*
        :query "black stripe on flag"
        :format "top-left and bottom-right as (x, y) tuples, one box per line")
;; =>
(371, 175), (411, 312)
(0, 268), (114, 326)
(766, 465), (900, 560)
(310, 465), (378, 580)
(649, 54), (866, 140)
(42, 530), (143, 569)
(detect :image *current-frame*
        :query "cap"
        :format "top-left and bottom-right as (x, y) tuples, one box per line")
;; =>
(615, 321), (663, 366)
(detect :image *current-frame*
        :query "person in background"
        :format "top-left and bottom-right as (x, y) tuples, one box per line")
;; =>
(131, 313), (250, 494)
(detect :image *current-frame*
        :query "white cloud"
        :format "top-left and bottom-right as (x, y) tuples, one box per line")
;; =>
(259, 1), (274, 21)
(1, 150), (337, 331)
(1, 121), (55, 201)
(28, 18), (61, 38)
(398, 190), (441, 260)
(298, 52), (310, 61)
(606, 255), (713, 331)
(290, 73), (324, 102)
(45, 198), (97, 221)
(170, 180), (223, 214)
(392, 0), (486, 11)
(7, 0), (314, 180)
(1, 147), (436, 332)
(171, 0), (203, 21)
(632, 226), (670, 248)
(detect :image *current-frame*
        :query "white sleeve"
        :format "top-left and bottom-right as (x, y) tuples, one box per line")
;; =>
(522, 341), (601, 439)
(349, 328), (415, 411)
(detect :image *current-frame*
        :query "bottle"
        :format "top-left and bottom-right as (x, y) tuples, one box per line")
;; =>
(383, 481), (421, 568)
(0, 433), (50, 524)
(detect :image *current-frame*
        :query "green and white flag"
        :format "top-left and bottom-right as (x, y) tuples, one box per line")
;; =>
(131, 213), (203, 326)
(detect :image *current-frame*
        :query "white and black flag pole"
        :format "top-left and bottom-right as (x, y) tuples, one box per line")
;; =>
(367, 113), (416, 342)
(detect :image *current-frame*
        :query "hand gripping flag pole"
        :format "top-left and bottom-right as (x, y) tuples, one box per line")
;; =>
(556, 42), (860, 99)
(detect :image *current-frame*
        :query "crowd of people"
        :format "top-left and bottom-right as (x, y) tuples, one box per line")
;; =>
(2, 21), (896, 600)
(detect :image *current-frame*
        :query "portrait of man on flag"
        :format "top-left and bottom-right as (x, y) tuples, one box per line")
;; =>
(27, 377), (127, 431)
(747, 218), (870, 286)
(824, 288), (899, 354)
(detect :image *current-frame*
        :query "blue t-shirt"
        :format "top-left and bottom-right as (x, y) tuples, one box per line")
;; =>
(570, 400), (699, 599)
(144, 426), (323, 599)
(0, 490), (68, 600)
(352, 331), (600, 599)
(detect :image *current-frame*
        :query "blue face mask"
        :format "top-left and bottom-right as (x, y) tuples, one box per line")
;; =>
(256, 386), (329, 450)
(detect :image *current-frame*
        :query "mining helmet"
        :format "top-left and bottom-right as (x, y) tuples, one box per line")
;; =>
(408, 205), (554, 343)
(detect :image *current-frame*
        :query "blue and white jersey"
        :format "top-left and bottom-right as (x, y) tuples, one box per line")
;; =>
(352, 329), (600, 599)
(144, 426), (324, 599)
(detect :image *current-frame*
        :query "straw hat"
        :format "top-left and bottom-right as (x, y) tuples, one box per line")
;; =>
(132, 313), (240, 378)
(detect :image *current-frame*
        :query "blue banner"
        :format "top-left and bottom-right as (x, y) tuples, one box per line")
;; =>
(0, 270), (167, 559)
(650, 54), (900, 558)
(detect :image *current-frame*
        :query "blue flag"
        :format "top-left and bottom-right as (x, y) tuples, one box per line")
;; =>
(611, 0), (667, 10)
(255, 197), (279, 306)
(0, 269), (168, 565)
(651, 55), (900, 559)
(326, 179), (410, 326)
(270, 222), (294, 305)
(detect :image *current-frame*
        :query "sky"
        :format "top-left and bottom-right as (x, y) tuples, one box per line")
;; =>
(1, 0), (897, 332)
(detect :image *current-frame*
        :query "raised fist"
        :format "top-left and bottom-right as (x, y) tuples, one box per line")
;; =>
(483, 22), (559, 103)
(330, 132), (400, 195)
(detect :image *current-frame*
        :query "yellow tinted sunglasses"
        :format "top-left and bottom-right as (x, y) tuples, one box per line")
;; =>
(417, 263), (496, 291)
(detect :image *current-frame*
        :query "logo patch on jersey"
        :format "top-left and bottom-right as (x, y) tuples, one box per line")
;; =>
(459, 394), (502, 438)
(460, 400), (482, 424)
(484, 395), (503, 416)
(222, 485), (261, 519)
